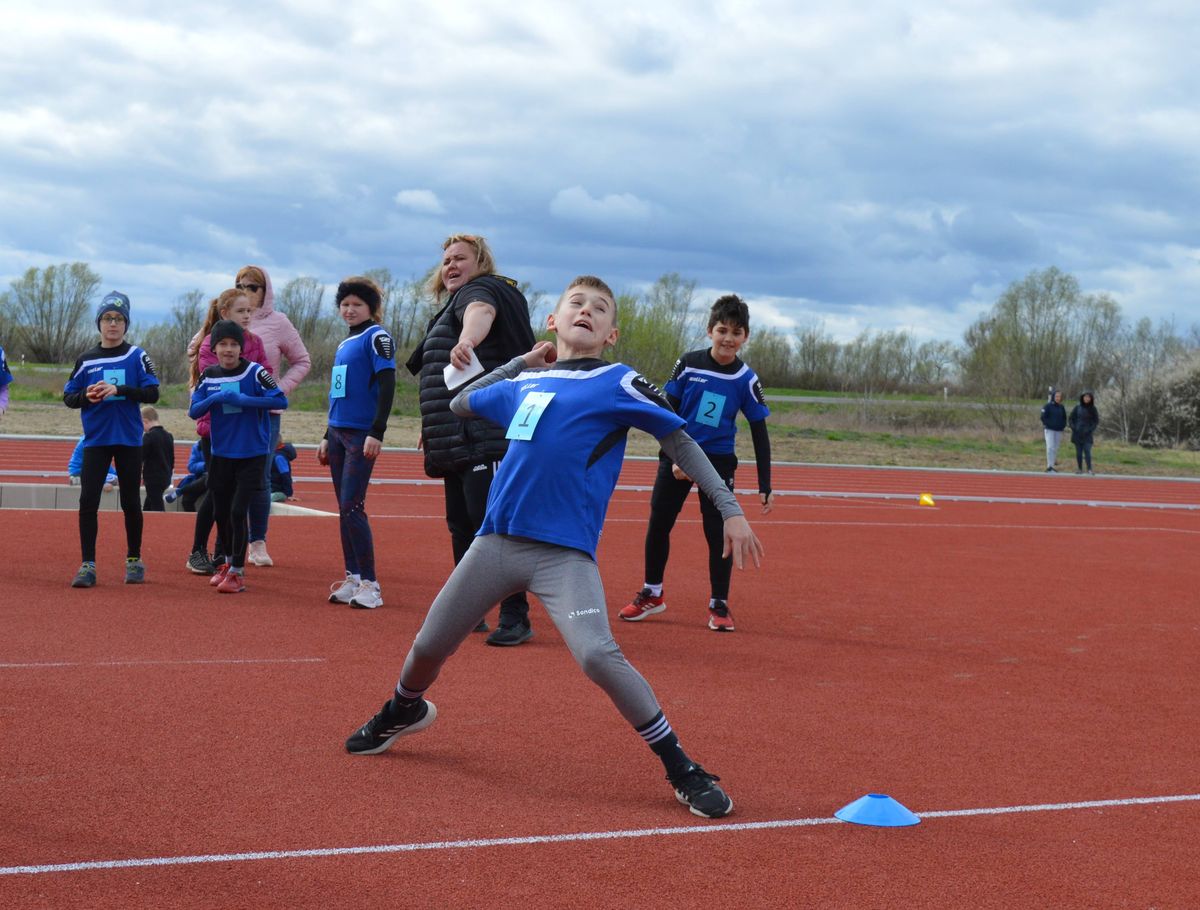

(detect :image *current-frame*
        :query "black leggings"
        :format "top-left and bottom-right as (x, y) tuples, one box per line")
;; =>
(78, 444), (143, 563)
(208, 454), (265, 569)
(644, 452), (737, 600)
(443, 463), (529, 623)
(191, 436), (224, 556)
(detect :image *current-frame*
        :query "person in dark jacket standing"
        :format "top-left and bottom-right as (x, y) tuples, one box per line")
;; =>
(1039, 388), (1067, 472)
(407, 233), (537, 646)
(140, 406), (175, 510)
(1068, 391), (1100, 475)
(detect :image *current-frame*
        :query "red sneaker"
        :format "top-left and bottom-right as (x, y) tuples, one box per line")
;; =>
(217, 570), (245, 594)
(209, 563), (230, 586)
(707, 601), (735, 632)
(619, 588), (666, 622)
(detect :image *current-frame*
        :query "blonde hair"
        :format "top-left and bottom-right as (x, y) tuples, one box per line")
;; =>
(424, 234), (497, 301)
(141, 405), (158, 421)
(558, 275), (617, 316)
(189, 289), (248, 387)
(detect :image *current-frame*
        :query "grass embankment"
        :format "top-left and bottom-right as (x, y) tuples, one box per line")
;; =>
(4, 366), (1197, 477)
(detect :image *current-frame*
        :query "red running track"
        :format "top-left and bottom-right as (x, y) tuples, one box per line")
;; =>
(1, 485), (1199, 907)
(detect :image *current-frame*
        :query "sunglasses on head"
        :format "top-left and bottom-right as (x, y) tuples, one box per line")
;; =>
(236, 283), (263, 293)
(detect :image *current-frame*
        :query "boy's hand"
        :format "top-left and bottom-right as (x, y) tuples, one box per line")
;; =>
(317, 439), (329, 466)
(221, 384), (239, 400)
(87, 381), (116, 401)
(671, 463), (692, 482)
(761, 491), (775, 514)
(722, 515), (765, 569)
(523, 341), (558, 369)
(363, 436), (382, 459)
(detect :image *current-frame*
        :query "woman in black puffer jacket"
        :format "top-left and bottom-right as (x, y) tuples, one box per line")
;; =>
(406, 234), (537, 645)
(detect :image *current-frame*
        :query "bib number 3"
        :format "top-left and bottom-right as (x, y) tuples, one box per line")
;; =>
(506, 391), (555, 440)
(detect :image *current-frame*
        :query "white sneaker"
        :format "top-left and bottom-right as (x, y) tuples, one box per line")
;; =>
(329, 574), (361, 604)
(350, 580), (383, 610)
(248, 540), (274, 567)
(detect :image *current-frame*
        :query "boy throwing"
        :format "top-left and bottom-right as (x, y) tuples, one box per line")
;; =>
(346, 276), (764, 818)
(621, 294), (773, 631)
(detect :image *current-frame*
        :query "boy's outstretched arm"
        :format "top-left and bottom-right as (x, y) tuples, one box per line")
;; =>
(658, 428), (765, 569)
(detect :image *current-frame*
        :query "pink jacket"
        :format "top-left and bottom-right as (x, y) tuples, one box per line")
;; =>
(248, 266), (310, 396)
(194, 330), (269, 438)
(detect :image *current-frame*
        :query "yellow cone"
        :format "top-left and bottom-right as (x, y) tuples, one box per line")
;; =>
(918, 493), (935, 507)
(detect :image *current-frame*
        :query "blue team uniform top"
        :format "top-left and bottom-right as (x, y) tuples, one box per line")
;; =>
(467, 359), (685, 560)
(189, 360), (287, 458)
(663, 350), (770, 454)
(328, 323), (395, 430)
(0, 345), (13, 386)
(64, 344), (160, 447)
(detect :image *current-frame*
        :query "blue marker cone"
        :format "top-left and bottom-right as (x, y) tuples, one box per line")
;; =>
(835, 793), (920, 827)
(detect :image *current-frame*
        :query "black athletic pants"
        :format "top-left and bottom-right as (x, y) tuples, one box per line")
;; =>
(78, 444), (143, 563)
(208, 454), (265, 570)
(644, 452), (737, 601)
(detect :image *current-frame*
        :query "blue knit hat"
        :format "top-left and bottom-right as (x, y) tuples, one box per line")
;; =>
(95, 291), (131, 331)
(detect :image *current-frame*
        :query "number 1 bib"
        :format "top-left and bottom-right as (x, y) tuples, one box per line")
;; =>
(506, 391), (555, 440)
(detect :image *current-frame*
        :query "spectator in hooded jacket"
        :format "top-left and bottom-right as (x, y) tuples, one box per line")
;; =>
(1068, 391), (1100, 475)
(1039, 388), (1067, 472)
(407, 233), (536, 646)
(235, 265), (311, 568)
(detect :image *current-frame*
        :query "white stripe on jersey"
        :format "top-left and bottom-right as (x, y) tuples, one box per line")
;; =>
(203, 361), (264, 384)
(512, 362), (625, 383)
(675, 362), (754, 383)
(72, 345), (147, 377)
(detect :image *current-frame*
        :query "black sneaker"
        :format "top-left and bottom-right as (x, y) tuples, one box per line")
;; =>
(345, 698), (437, 755)
(473, 620), (490, 633)
(186, 550), (216, 575)
(485, 621), (534, 647)
(670, 763), (733, 818)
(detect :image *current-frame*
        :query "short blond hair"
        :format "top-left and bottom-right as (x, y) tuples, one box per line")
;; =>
(425, 234), (498, 301)
(557, 275), (616, 313)
(141, 405), (158, 421)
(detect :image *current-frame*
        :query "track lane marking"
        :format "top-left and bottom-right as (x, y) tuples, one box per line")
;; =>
(4, 793), (1198, 877)
(0, 658), (326, 669)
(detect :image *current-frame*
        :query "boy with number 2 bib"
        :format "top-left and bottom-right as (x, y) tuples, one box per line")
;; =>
(621, 295), (773, 631)
(346, 276), (764, 818)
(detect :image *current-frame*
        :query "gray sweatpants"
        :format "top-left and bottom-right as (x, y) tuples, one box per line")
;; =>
(400, 534), (661, 727)
(1044, 429), (1063, 468)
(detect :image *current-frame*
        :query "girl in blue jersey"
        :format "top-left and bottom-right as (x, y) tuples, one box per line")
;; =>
(346, 276), (765, 819)
(189, 320), (288, 594)
(318, 277), (396, 610)
(63, 292), (160, 587)
(621, 294), (774, 632)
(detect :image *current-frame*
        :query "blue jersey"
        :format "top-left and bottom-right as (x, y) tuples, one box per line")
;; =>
(191, 360), (287, 458)
(64, 343), (159, 447)
(328, 324), (395, 431)
(0, 345), (12, 386)
(468, 359), (684, 559)
(663, 351), (770, 454)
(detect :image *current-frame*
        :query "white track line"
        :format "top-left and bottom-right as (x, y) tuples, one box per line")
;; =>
(0, 658), (325, 670)
(3, 793), (1198, 877)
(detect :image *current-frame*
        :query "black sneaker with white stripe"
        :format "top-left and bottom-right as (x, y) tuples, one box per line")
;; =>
(670, 763), (733, 818)
(345, 698), (437, 755)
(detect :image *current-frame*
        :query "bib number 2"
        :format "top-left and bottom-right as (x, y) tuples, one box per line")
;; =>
(506, 391), (555, 440)
(696, 390), (726, 428)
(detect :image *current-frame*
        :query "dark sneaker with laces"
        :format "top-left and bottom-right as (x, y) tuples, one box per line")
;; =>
(186, 550), (216, 575)
(708, 600), (735, 632)
(485, 621), (534, 647)
(670, 763), (733, 818)
(125, 558), (146, 584)
(346, 698), (437, 755)
(71, 562), (97, 588)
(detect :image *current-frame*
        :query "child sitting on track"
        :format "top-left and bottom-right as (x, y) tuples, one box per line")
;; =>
(188, 320), (287, 594)
(319, 276), (396, 610)
(621, 294), (773, 631)
(345, 275), (764, 819)
(63, 292), (160, 587)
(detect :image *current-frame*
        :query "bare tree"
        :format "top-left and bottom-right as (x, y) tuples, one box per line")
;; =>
(1, 263), (101, 363)
(134, 289), (206, 384)
(741, 327), (794, 387)
(277, 276), (337, 376)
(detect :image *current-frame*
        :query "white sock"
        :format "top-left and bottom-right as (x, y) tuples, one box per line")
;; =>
(644, 583), (663, 597)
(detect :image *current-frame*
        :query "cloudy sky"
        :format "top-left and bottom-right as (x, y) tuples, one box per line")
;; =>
(2, 0), (1197, 343)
